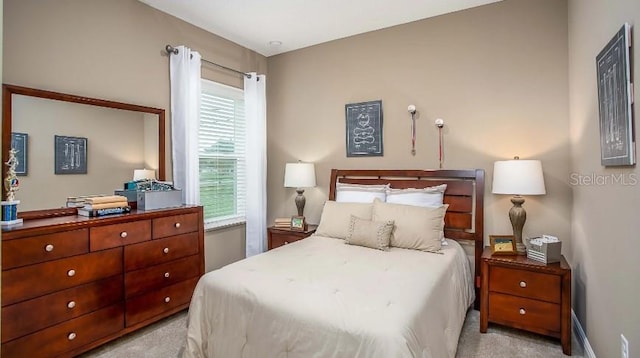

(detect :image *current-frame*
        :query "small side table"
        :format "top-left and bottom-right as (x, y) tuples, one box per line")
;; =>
(267, 224), (317, 250)
(480, 247), (572, 355)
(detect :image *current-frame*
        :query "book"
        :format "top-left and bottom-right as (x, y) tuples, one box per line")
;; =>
(84, 195), (129, 204)
(77, 206), (131, 217)
(83, 201), (129, 210)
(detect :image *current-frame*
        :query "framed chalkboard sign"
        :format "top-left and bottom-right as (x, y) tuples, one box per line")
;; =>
(10, 132), (28, 176)
(54, 135), (88, 174)
(345, 100), (383, 157)
(596, 23), (635, 166)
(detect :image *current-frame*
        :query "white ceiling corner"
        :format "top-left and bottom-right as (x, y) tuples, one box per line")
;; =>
(140, 0), (503, 57)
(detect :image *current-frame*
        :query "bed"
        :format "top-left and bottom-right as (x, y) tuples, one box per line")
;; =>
(184, 169), (485, 358)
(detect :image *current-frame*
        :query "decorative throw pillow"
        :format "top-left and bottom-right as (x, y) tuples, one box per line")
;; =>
(335, 182), (389, 203)
(385, 184), (447, 207)
(372, 199), (447, 252)
(345, 215), (394, 251)
(385, 184), (449, 246)
(315, 201), (373, 239)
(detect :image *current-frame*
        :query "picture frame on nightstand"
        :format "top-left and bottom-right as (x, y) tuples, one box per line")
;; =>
(489, 235), (516, 255)
(290, 216), (306, 231)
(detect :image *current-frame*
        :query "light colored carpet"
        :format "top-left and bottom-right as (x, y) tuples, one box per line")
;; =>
(81, 309), (584, 358)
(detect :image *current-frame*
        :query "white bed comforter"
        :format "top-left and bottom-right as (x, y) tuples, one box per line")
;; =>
(184, 235), (474, 358)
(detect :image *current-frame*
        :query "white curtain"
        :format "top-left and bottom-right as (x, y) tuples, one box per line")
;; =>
(169, 46), (201, 205)
(245, 73), (267, 257)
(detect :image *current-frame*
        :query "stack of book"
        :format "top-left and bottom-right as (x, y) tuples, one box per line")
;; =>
(66, 195), (106, 208)
(273, 217), (291, 229)
(77, 195), (131, 217)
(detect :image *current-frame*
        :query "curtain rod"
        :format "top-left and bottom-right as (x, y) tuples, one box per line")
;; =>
(165, 45), (253, 79)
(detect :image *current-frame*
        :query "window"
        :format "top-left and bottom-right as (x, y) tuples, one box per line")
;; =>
(199, 79), (246, 228)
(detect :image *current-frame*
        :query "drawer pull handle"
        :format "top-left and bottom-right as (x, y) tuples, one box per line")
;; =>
(284, 241), (289, 245)
(164, 272), (170, 278)
(163, 247), (170, 254)
(45, 244), (54, 252)
(67, 269), (76, 277)
(67, 301), (76, 309)
(68, 332), (77, 341)
(120, 231), (128, 238)
(519, 281), (527, 288)
(164, 296), (171, 303)
(519, 308), (526, 315)
(175, 222), (181, 228)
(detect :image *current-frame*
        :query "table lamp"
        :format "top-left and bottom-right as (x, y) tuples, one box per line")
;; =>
(492, 157), (546, 255)
(284, 162), (316, 218)
(133, 169), (156, 181)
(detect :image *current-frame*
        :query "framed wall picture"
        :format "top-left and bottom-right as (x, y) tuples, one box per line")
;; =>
(490, 235), (517, 256)
(10, 132), (28, 176)
(345, 100), (383, 157)
(596, 23), (635, 166)
(54, 135), (88, 174)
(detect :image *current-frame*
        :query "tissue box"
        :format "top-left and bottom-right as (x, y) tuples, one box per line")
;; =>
(527, 237), (562, 263)
(137, 190), (183, 210)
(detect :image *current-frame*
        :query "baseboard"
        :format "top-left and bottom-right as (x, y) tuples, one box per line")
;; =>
(572, 309), (596, 358)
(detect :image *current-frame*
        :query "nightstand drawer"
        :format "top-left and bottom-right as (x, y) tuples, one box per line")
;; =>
(489, 266), (561, 303)
(271, 233), (305, 249)
(488, 292), (561, 333)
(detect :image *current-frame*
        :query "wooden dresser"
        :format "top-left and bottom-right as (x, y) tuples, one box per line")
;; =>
(1, 206), (204, 358)
(480, 247), (571, 355)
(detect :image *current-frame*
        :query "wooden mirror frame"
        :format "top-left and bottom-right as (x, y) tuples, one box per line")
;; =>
(2, 84), (166, 220)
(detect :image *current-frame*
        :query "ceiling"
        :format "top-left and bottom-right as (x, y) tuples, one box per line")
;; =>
(140, 0), (502, 57)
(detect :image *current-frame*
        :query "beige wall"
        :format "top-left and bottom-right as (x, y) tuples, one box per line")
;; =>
(3, 0), (265, 270)
(568, 0), (640, 356)
(267, 0), (571, 251)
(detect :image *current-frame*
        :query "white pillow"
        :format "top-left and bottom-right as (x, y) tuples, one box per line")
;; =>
(372, 199), (447, 252)
(385, 184), (448, 245)
(335, 182), (389, 203)
(385, 184), (446, 207)
(315, 201), (373, 239)
(345, 215), (394, 251)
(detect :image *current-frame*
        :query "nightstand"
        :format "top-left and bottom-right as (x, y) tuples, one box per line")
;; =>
(480, 247), (572, 355)
(267, 224), (317, 250)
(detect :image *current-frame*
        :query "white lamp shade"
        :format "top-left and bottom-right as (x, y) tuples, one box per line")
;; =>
(492, 159), (546, 195)
(133, 169), (156, 181)
(284, 162), (316, 188)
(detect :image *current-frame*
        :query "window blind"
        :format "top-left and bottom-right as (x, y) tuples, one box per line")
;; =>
(199, 79), (246, 228)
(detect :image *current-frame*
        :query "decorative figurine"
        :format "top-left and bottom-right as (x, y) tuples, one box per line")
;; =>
(2, 148), (23, 226)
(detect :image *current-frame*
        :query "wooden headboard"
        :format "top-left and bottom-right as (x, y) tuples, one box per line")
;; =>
(329, 169), (484, 309)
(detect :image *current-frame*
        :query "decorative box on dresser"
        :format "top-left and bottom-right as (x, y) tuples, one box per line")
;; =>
(480, 247), (572, 355)
(267, 224), (317, 250)
(1, 206), (204, 358)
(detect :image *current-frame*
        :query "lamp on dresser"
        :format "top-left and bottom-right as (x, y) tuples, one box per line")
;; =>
(491, 157), (546, 255)
(283, 161), (316, 218)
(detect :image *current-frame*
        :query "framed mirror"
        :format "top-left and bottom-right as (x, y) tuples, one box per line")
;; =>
(2, 84), (166, 219)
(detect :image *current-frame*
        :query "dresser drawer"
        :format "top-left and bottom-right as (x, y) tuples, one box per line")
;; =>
(2, 229), (89, 269)
(488, 292), (561, 334)
(90, 220), (151, 251)
(2, 248), (122, 306)
(124, 232), (199, 271)
(489, 266), (561, 303)
(125, 255), (200, 298)
(126, 277), (198, 326)
(153, 212), (199, 239)
(1, 303), (123, 358)
(2, 276), (122, 343)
